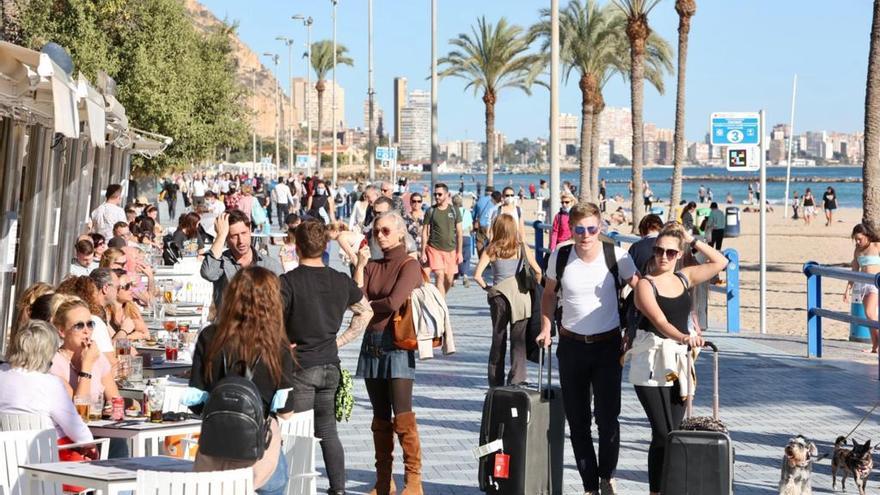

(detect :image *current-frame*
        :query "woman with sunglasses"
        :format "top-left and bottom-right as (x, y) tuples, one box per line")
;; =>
(549, 191), (577, 251)
(489, 186), (526, 242)
(354, 211), (425, 495)
(109, 269), (149, 340)
(57, 276), (119, 369)
(628, 222), (728, 494)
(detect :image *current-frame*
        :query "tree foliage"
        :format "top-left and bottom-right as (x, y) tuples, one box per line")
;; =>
(13, 0), (249, 175)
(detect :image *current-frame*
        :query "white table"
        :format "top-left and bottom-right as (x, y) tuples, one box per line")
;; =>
(21, 455), (192, 495)
(142, 360), (192, 378)
(88, 418), (202, 457)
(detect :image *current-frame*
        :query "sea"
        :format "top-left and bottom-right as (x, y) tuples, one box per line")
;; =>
(415, 166), (865, 208)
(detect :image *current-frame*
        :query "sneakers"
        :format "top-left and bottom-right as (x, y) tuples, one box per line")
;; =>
(463, 276), (471, 288)
(599, 478), (618, 495)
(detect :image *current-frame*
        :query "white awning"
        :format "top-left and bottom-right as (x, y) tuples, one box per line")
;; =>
(77, 74), (105, 148)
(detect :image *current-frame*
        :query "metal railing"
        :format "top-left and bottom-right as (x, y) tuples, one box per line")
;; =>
(803, 262), (880, 373)
(532, 220), (741, 334)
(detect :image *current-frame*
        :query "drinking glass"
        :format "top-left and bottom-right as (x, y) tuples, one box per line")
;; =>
(130, 357), (144, 383)
(74, 397), (89, 422)
(89, 395), (104, 421)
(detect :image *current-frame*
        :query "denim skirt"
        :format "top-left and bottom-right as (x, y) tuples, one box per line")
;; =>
(356, 330), (416, 380)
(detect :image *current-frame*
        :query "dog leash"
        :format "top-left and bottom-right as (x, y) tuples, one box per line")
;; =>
(815, 400), (880, 461)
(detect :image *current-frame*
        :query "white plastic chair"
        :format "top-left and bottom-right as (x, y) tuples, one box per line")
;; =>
(279, 410), (319, 495)
(0, 428), (109, 495)
(136, 467), (253, 494)
(0, 413), (53, 432)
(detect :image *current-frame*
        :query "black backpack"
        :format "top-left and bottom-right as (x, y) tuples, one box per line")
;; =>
(553, 241), (636, 339)
(198, 355), (272, 461)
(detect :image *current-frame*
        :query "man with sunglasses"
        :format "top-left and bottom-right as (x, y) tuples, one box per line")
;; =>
(537, 203), (639, 495)
(421, 183), (463, 298)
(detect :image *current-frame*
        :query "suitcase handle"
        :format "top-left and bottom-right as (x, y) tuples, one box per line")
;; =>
(537, 342), (552, 398)
(685, 341), (719, 420)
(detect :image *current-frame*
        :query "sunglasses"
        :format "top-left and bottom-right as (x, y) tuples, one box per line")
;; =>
(373, 227), (394, 237)
(69, 320), (96, 332)
(119, 283), (132, 290)
(411, 199), (423, 204)
(504, 194), (515, 198)
(382, 188), (391, 193)
(561, 201), (572, 206)
(433, 193), (445, 197)
(652, 246), (680, 260)
(573, 225), (599, 236)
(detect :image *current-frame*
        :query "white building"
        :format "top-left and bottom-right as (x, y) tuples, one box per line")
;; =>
(560, 113), (579, 157)
(292, 77), (346, 134)
(400, 90), (430, 161)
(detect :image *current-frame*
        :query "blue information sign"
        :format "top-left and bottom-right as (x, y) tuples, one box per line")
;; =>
(710, 112), (761, 146)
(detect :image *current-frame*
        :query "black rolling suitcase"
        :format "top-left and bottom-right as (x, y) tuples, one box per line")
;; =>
(476, 346), (564, 495)
(661, 342), (734, 495)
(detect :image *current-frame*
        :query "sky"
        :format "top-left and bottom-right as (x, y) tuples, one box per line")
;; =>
(201, 0), (873, 143)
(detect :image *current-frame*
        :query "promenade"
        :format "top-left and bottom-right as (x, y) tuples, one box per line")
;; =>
(323, 253), (880, 494)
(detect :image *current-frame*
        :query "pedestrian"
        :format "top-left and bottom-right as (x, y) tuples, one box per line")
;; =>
(349, 190), (370, 232)
(529, 183), (536, 199)
(472, 186), (496, 257)
(628, 214), (664, 274)
(199, 191), (226, 240)
(277, 213), (302, 273)
(272, 178), (295, 229)
(725, 192), (733, 205)
(792, 191), (800, 220)
(490, 187), (526, 242)
(353, 211), (425, 495)
(598, 179), (607, 213)
(90, 184), (127, 240)
(191, 173), (208, 211)
(280, 221), (374, 495)
(306, 180), (336, 224)
(188, 266), (295, 495)
(163, 178), (179, 219)
(405, 193), (426, 255)
(802, 187), (816, 225)
(453, 194), (474, 288)
(705, 202), (726, 250)
(421, 183), (463, 298)
(536, 202), (639, 495)
(200, 210), (283, 310)
(844, 223), (880, 354)
(549, 191), (576, 251)
(823, 186), (838, 226)
(628, 223), (728, 494)
(178, 175), (191, 209)
(680, 202), (697, 234)
(328, 220), (365, 277)
(747, 184), (754, 205)
(474, 214), (542, 387)
(698, 184), (706, 203)
(706, 188), (713, 202)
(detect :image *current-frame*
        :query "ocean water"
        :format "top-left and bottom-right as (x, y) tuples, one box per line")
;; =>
(417, 166), (864, 208)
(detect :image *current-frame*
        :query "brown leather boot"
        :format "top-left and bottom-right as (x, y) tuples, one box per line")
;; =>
(368, 417), (397, 495)
(394, 411), (424, 495)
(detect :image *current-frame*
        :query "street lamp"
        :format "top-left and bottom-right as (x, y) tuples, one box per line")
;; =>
(276, 36), (295, 175)
(331, 0), (339, 185)
(431, 0), (438, 189)
(262, 52), (281, 177)
(251, 67), (259, 167)
(293, 14), (314, 175)
(368, 0), (375, 181)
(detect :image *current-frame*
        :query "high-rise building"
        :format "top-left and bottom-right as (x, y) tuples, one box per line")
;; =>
(291, 77), (345, 134)
(600, 107), (633, 161)
(492, 131), (507, 161)
(363, 98), (384, 139)
(400, 90), (430, 161)
(393, 77), (407, 146)
(560, 113), (579, 157)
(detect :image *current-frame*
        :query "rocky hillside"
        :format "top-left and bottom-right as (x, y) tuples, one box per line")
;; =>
(184, 0), (294, 142)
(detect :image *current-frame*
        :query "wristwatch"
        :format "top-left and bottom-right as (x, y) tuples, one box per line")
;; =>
(77, 371), (92, 379)
(690, 239), (699, 254)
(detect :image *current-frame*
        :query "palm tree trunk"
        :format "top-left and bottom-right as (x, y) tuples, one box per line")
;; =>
(316, 82), (325, 173)
(483, 90), (497, 189)
(590, 105), (603, 203)
(864, 0), (880, 232)
(670, 0), (696, 221)
(578, 74), (596, 203)
(628, 23), (649, 231)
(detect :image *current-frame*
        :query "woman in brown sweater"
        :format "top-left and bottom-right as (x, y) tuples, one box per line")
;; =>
(354, 211), (424, 495)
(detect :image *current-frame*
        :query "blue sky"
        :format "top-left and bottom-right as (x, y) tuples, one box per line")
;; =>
(201, 0), (872, 143)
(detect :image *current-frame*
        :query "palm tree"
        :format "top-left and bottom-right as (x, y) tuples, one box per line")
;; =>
(439, 17), (544, 189)
(669, 0), (697, 220)
(533, 0), (624, 203)
(613, 0), (663, 229)
(864, 0), (880, 232)
(309, 40), (353, 173)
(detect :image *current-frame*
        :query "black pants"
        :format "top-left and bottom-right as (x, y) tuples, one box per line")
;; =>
(710, 229), (725, 250)
(166, 199), (177, 219)
(487, 293), (527, 387)
(277, 203), (290, 227)
(557, 333), (622, 491)
(634, 385), (686, 492)
(292, 363), (345, 492)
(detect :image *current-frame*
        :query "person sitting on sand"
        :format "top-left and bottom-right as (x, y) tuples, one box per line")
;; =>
(844, 223), (880, 353)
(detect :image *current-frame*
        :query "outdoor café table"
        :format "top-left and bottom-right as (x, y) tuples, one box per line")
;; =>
(88, 418), (202, 457)
(21, 455), (193, 495)
(142, 359), (192, 379)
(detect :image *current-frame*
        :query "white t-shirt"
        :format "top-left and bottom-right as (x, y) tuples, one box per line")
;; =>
(91, 315), (114, 353)
(192, 180), (207, 197)
(546, 244), (637, 335)
(90, 202), (127, 239)
(273, 183), (293, 205)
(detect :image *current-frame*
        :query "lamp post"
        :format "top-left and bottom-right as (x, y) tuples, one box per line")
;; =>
(368, 0), (375, 181)
(549, 0), (560, 216)
(262, 52), (281, 177)
(430, 0), (438, 189)
(251, 67), (258, 167)
(293, 15), (314, 176)
(331, 0), (339, 185)
(276, 36), (295, 175)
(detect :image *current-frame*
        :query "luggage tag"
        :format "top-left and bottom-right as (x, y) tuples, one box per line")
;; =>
(493, 451), (510, 479)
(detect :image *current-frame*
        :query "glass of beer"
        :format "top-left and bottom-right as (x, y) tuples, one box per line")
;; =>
(89, 395), (104, 421)
(74, 397), (89, 422)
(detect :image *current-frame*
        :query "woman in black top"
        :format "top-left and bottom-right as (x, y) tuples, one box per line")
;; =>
(190, 266), (295, 495)
(168, 212), (205, 260)
(680, 202), (697, 234)
(306, 180), (336, 224)
(823, 186), (838, 227)
(630, 223), (729, 494)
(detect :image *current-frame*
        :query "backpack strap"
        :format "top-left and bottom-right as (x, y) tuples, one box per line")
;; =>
(602, 241), (627, 330)
(553, 244), (573, 294)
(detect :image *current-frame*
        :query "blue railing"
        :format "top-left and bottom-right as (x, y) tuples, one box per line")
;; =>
(533, 220), (740, 334)
(803, 262), (880, 375)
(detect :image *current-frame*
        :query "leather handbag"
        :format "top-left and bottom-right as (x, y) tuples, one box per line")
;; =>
(515, 245), (536, 293)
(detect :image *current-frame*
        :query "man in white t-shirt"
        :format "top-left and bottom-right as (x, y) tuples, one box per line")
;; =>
(191, 173), (208, 210)
(272, 179), (295, 228)
(90, 184), (127, 240)
(537, 202), (639, 495)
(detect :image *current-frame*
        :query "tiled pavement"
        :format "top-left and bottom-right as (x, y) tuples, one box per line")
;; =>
(325, 277), (880, 495)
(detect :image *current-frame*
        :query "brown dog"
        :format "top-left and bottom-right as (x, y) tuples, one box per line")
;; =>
(831, 436), (873, 495)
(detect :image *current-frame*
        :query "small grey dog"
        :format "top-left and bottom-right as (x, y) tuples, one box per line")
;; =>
(779, 435), (818, 495)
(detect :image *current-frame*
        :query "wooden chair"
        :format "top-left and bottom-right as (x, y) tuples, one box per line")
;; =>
(279, 410), (319, 495)
(136, 467), (253, 494)
(0, 428), (108, 495)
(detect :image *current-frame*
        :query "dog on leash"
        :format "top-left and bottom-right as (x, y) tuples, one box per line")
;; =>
(779, 435), (817, 495)
(831, 436), (873, 495)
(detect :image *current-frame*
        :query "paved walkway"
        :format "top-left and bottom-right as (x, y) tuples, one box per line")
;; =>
(326, 276), (880, 494)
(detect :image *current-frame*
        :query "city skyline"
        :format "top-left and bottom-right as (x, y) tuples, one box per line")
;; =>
(203, 0), (872, 145)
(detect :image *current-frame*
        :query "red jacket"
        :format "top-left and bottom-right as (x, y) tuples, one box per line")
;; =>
(549, 210), (572, 251)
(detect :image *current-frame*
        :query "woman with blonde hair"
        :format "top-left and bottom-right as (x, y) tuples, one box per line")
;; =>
(474, 214), (542, 387)
(549, 191), (577, 251)
(328, 219), (364, 276)
(99, 247), (127, 270)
